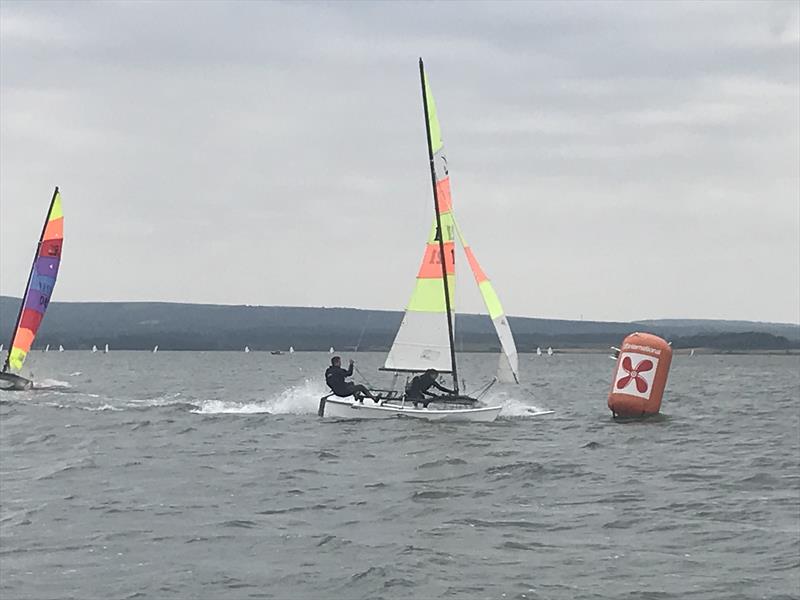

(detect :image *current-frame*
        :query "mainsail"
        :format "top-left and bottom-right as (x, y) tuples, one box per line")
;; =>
(452, 217), (520, 383)
(384, 62), (456, 374)
(2, 188), (63, 374)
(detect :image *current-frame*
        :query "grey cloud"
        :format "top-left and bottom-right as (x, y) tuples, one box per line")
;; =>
(1, 0), (797, 322)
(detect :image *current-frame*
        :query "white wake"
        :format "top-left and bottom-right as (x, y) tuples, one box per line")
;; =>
(192, 379), (328, 415)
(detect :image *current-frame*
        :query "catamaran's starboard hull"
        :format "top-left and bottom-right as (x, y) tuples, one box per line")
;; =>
(320, 397), (501, 422)
(0, 372), (33, 391)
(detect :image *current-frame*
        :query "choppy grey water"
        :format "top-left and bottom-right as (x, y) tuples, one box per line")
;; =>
(0, 351), (798, 600)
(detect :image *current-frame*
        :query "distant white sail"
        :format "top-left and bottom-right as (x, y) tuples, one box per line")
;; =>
(536, 347), (542, 356)
(547, 347), (553, 356)
(45, 344), (50, 352)
(58, 345), (64, 352)
(289, 346), (295, 354)
(244, 346), (250, 353)
(329, 347), (334, 354)
(152, 345), (158, 353)
(92, 345), (97, 353)
(689, 349), (695, 357)
(104, 344), (109, 353)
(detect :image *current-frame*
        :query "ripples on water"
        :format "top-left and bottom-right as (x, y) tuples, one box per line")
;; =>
(0, 352), (798, 599)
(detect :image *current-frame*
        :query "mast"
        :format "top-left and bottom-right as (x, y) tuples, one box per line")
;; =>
(419, 58), (458, 394)
(2, 186), (59, 373)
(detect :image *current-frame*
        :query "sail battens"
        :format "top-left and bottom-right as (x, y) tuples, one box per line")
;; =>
(4, 188), (63, 373)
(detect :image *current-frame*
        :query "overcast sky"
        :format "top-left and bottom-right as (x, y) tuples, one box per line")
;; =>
(1, 1), (798, 323)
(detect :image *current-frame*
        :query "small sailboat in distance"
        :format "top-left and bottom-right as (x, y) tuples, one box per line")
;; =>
(244, 346), (250, 353)
(44, 344), (50, 352)
(104, 343), (109, 353)
(92, 345), (97, 353)
(58, 344), (64, 352)
(289, 346), (295, 354)
(547, 347), (553, 356)
(1, 187), (64, 391)
(536, 346), (542, 356)
(329, 347), (334, 354)
(152, 345), (158, 353)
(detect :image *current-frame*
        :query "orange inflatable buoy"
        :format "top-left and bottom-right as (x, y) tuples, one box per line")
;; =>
(608, 332), (672, 418)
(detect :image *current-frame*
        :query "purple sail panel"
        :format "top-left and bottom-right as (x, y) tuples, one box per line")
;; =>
(23, 288), (51, 314)
(30, 272), (56, 295)
(35, 256), (60, 278)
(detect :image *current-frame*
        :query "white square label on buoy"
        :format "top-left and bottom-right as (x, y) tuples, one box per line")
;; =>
(614, 352), (659, 400)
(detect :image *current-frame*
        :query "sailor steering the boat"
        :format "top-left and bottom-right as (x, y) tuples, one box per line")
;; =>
(325, 356), (379, 403)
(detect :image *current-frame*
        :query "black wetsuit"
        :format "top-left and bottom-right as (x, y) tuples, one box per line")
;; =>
(406, 373), (454, 407)
(325, 364), (353, 396)
(325, 364), (373, 400)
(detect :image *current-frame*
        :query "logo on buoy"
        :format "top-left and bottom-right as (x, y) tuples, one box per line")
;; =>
(613, 352), (659, 399)
(616, 356), (654, 393)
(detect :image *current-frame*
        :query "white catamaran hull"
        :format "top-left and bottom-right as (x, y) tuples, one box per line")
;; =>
(320, 396), (502, 422)
(0, 372), (33, 391)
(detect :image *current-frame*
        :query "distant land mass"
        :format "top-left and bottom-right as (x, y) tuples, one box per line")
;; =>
(1, 296), (798, 353)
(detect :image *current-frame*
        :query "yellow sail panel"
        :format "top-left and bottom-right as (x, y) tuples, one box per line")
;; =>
(8, 348), (26, 371)
(426, 212), (454, 243)
(48, 193), (63, 220)
(423, 74), (443, 154)
(478, 281), (504, 320)
(406, 276), (456, 313)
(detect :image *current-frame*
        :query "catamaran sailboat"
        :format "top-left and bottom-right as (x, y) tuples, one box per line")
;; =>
(0, 187), (63, 391)
(319, 60), (522, 422)
(58, 344), (64, 352)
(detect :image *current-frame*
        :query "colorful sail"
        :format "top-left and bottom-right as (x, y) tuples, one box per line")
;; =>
(3, 188), (63, 373)
(452, 217), (520, 383)
(384, 65), (456, 373)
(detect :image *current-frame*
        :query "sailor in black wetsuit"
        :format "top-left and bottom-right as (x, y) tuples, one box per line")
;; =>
(325, 356), (378, 403)
(405, 369), (454, 408)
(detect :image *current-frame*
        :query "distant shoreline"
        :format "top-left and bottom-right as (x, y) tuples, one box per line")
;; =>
(2, 296), (798, 354)
(25, 348), (800, 356)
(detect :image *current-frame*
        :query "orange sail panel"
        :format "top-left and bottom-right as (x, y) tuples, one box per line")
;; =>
(4, 189), (63, 373)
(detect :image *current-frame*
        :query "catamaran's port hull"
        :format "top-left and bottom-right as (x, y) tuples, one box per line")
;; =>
(0, 373), (33, 391)
(320, 396), (501, 422)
